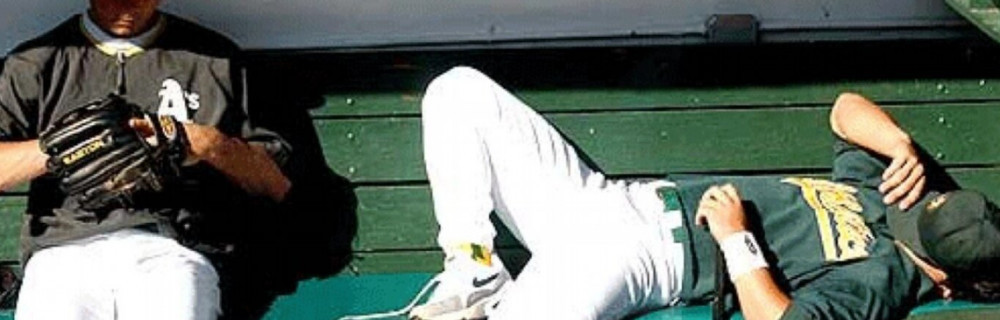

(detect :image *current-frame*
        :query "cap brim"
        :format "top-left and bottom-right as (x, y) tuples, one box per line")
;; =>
(887, 191), (941, 260)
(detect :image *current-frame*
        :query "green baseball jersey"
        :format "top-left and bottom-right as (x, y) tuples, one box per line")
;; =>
(672, 140), (936, 320)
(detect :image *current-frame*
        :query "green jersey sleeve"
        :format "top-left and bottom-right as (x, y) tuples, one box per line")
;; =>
(777, 259), (916, 320)
(830, 138), (886, 190)
(830, 138), (959, 195)
(781, 282), (892, 320)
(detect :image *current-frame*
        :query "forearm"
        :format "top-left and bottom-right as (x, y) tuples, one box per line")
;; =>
(719, 230), (791, 320)
(733, 269), (792, 320)
(829, 93), (912, 157)
(698, 185), (792, 319)
(199, 136), (291, 202)
(0, 140), (48, 192)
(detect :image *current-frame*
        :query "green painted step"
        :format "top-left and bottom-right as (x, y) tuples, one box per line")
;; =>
(264, 273), (435, 320)
(262, 274), (1000, 320)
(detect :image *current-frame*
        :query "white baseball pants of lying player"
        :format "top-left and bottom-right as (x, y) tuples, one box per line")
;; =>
(422, 66), (686, 320)
(16, 228), (220, 320)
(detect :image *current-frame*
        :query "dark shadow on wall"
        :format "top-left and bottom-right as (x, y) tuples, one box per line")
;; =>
(243, 37), (1000, 94)
(200, 61), (359, 320)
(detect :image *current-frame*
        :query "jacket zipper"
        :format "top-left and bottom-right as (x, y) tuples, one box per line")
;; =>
(115, 51), (126, 96)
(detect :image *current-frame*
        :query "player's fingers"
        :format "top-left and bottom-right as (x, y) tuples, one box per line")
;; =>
(880, 157), (915, 194)
(899, 176), (926, 210)
(696, 202), (715, 226)
(695, 208), (708, 226)
(697, 191), (724, 222)
(882, 157), (905, 181)
(880, 157), (910, 192)
(883, 160), (920, 204)
(710, 185), (733, 206)
(700, 187), (715, 202)
(898, 164), (924, 196)
(720, 184), (741, 203)
(128, 118), (155, 137)
(706, 185), (729, 204)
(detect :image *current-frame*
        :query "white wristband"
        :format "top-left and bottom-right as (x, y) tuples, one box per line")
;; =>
(719, 231), (768, 281)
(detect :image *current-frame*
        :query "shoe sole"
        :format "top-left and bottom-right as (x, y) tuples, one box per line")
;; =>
(409, 298), (491, 320)
(409, 310), (485, 320)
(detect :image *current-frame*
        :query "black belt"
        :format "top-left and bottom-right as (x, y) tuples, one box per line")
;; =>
(713, 245), (730, 320)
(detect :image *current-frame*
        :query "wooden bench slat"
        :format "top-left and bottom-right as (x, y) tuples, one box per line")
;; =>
(354, 169), (1000, 253)
(350, 248), (531, 275)
(355, 186), (523, 252)
(315, 79), (1000, 117)
(350, 250), (442, 274)
(0, 197), (23, 262)
(0, 183), (28, 195)
(320, 103), (1000, 183)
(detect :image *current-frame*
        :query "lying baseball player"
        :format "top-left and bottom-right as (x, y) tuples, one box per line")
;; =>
(402, 67), (1000, 320)
(0, 0), (291, 319)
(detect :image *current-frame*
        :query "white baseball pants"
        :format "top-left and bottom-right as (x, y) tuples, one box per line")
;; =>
(422, 66), (686, 320)
(15, 228), (220, 320)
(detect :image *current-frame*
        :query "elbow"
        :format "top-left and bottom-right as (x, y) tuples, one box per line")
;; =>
(829, 92), (860, 139)
(834, 92), (865, 106)
(829, 92), (876, 140)
(831, 92), (876, 119)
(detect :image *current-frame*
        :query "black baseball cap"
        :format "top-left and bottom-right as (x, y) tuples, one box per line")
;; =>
(888, 190), (1000, 274)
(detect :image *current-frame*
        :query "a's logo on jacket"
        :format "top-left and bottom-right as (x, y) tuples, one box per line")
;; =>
(157, 79), (200, 122)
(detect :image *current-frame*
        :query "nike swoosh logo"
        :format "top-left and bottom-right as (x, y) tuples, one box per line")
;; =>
(472, 273), (500, 288)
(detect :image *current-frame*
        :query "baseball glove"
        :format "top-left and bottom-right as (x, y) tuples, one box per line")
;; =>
(39, 95), (190, 210)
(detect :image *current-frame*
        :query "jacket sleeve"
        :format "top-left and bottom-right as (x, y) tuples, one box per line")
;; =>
(0, 56), (42, 141)
(830, 137), (959, 194)
(781, 283), (887, 320)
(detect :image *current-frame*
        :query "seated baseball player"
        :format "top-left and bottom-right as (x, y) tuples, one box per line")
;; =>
(405, 67), (1000, 320)
(0, 0), (291, 319)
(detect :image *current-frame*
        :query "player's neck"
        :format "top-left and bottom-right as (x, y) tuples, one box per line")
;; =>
(82, 11), (165, 57)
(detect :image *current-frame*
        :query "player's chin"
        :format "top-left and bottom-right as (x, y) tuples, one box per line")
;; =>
(108, 22), (139, 37)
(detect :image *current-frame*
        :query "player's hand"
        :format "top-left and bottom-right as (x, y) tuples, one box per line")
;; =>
(178, 122), (226, 162)
(695, 184), (749, 241)
(129, 118), (225, 164)
(880, 143), (925, 210)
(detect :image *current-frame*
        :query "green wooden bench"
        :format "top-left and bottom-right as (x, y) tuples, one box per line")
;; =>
(4, 41), (1000, 319)
(265, 85), (1000, 319)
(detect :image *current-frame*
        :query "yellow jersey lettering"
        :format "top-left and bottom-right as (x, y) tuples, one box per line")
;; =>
(783, 177), (873, 262)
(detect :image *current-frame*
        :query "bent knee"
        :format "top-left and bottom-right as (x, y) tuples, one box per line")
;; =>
(427, 66), (492, 92)
(422, 66), (500, 117)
